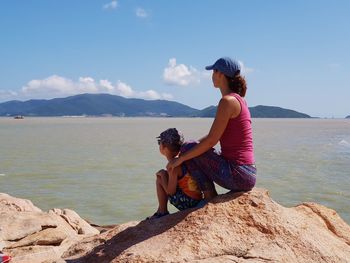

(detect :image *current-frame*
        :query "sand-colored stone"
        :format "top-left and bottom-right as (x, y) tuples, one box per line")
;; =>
(0, 212), (57, 241)
(49, 208), (99, 235)
(6, 237), (82, 263)
(1, 189), (350, 263)
(6, 227), (69, 249)
(0, 193), (42, 213)
(65, 189), (350, 263)
(0, 193), (100, 263)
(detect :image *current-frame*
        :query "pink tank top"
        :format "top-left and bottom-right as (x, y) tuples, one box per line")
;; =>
(220, 93), (255, 165)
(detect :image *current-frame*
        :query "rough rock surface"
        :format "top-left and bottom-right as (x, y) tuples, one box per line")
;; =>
(1, 189), (350, 263)
(0, 193), (42, 213)
(64, 188), (350, 263)
(0, 194), (100, 263)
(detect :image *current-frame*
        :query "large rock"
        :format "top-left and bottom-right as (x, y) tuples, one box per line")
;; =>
(49, 208), (100, 235)
(64, 188), (350, 263)
(1, 189), (350, 263)
(0, 193), (42, 213)
(0, 193), (99, 263)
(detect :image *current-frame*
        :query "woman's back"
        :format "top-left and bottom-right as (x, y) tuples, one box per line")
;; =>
(220, 93), (254, 165)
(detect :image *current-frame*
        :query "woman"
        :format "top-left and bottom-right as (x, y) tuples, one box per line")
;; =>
(167, 57), (256, 200)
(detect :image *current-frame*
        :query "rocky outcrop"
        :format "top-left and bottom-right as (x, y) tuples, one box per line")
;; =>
(0, 193), (42, 213)
(64, 189), (350, 263)
(1, 189), (350, 263)
(0, 194), (99, 263)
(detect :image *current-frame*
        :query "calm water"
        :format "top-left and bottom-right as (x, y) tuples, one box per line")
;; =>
(0, 117), (349, 225)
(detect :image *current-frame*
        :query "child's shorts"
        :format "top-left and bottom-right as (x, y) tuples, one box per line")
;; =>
(168, 188), (201, 211)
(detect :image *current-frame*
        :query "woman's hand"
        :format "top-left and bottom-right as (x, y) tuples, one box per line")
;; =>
(166, 156), (183, 172)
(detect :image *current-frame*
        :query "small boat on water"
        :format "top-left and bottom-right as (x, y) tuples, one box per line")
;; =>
(14, 115), (24, 119)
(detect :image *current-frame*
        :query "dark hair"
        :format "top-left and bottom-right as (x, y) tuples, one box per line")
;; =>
(225, 73), (247, 97)
(161, 141), (181, 153)
(157, 128), (184, 153)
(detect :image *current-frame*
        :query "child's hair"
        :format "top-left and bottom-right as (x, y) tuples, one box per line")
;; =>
(157, 128), (184, 153)
(162, 141), (181, 153)
(225, 74), (247, 97)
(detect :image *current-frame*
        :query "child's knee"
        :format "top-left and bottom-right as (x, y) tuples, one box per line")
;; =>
(156, 170), (168, 181)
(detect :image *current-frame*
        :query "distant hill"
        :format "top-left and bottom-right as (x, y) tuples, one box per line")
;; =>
(196, 106), (217, 117)
(249, 105), (311, 118)
(346, 115), (350, 119)
(0, 93), (199, 117)
(195, 104), (311, 118)
(0, 93), (311, 118)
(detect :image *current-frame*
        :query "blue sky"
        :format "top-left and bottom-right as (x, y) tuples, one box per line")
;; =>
(0, 0), (349, 118)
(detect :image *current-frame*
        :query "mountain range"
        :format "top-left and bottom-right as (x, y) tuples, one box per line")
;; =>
(0, 93), (312, 118)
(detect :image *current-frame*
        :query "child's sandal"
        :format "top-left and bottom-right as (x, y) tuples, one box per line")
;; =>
(146, 211), (169, 220)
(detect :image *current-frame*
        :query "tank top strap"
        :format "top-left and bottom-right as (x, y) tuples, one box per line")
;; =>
(230, 93), (246, 107)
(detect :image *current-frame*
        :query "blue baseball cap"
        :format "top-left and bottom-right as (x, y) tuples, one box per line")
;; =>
(205, 57), (241, 78)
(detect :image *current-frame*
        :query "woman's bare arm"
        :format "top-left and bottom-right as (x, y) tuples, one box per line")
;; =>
(167, 96), (240, 170)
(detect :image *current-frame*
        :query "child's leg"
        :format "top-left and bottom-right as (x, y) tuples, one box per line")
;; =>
(156, 170), (169, 214)
(169, 188), (201, 211)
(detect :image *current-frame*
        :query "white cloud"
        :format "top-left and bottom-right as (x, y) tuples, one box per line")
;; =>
(114, 81), (173, 100)
(103, 0), (118, 10)
(139, 90), (160, 99)
(0, 75), (172, 101)
(99, 79), (114, 92)
(0, 90), (18, 101)
(136, 8), (148, 18)
(238, 61), (254, 75)
(22, 75), (76, 95)
(114, 80), (134, 97)
(163, 58), (200, 86)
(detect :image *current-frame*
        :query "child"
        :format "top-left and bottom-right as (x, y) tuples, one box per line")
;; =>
(147, 128), (203, 219)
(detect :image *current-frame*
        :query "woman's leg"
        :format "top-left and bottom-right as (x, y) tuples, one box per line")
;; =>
(228, 164), (257, 192)
(181, 141), (256, 192)
(180, 142), (221, 199)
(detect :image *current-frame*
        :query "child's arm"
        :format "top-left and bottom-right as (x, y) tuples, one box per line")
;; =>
(166, 166), (181, 195)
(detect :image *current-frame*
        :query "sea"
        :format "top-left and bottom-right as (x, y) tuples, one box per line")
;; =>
(0, 117), (349, 225)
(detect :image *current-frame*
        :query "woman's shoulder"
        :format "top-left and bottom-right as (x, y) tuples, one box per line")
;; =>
(222, 93), (237, 100)
(223, 92), (242, 99)
(219, 94), (241, 118)
(220, 94), (240, 108)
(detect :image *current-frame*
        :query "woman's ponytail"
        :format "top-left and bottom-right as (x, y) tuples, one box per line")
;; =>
(225, 74), (247, 97)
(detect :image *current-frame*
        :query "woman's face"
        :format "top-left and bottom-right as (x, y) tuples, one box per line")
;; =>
(212, 69), (221, 88)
